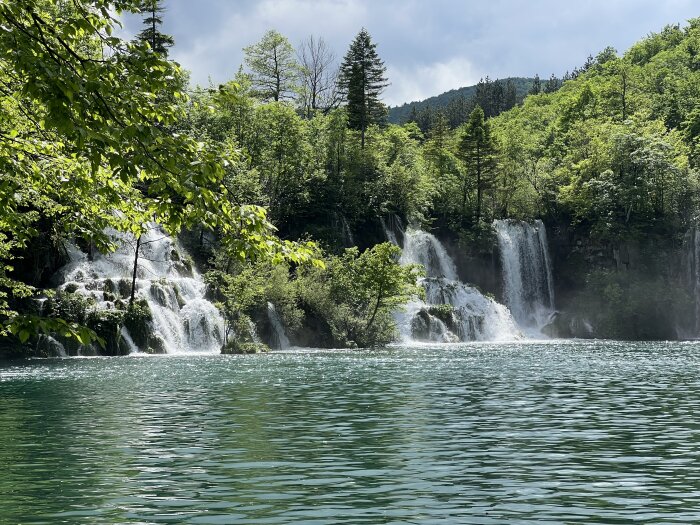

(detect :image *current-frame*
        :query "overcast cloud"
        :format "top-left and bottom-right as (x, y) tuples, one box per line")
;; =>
(121, 0), (699, 106)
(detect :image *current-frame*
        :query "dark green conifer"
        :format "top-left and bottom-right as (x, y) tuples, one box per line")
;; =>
(136, 0), (174, 56)
(338, 28), (389, 148)
(457, 106), (497, 223)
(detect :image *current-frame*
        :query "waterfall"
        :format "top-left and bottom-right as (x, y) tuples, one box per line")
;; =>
(399, 229), (457, 280)
(55, 224), (224, 354)
(380, 215), (405, 247)
(341, 216), (355, 248)
(494, 219), (555, 330)
(247, 318), (262, 345)
(266, 302), (291, 349)
(395, 228), (520, 343)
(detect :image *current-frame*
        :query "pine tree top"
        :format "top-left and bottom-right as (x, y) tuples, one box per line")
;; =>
(135, 0), (174, 56)
(339, 28), (389, 95)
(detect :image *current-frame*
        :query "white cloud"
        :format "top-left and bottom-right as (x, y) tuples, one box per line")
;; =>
(385, 58), (483, 106)
(167, 0), (367, 87)
(119, 0), (700, 104)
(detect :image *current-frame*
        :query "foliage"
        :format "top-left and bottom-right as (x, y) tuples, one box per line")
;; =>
(490, 20), (700, 238)
(338, 28), (388, 147)
(6, 314), (104, 348)
(243, 30), (300, 102)
(0, 0), (320, 347)
(296, 243), (423, 347)
(389, 77), (534, 128)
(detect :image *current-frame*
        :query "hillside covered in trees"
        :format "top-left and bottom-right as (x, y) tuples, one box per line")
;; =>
(388, 76), (535, 126)
(1, 0), (700, 356)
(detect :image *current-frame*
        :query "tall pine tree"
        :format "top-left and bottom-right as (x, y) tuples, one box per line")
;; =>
(457, 106), (497, 223)
(137, 0), (174, 56)
(338, 29), (389, 148)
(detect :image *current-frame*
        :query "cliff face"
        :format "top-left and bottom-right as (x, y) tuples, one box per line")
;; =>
(437, 220), (695, 341)
(544, 223), (693, 340)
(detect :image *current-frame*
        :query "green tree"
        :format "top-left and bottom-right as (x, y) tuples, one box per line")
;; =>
(457, 106), (498, 223)
(297, 243), (422, 347)
(243, 30), (300, 102)
(338, 28), (389, 148)
(0, 0), (317, 347)
(136, 0), (174, 56)
(543, 74), (561, 94)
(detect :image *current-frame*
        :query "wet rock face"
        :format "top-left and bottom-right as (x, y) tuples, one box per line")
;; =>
(541, 311), (595, 339)
(410, 308), (459, 343)
(411, 309), (432, 340)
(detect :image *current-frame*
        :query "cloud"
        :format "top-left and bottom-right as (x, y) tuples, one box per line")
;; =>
(125, 0), (369, 88)
(120, 0), (700, 104)
(386, 58), (483, 107)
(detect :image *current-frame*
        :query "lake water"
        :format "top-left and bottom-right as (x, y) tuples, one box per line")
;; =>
(2, 340), (700, 524)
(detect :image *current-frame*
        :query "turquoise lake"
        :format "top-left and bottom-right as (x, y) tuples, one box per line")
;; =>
(2, 340), (700, 524)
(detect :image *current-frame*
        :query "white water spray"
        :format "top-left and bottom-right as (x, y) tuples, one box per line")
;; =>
(56, 225), (224, 354)
(494, 219), (555, 330)
(395, 228), (520, 343)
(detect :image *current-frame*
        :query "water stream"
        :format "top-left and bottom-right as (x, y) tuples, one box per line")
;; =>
(55, 225), (224, 354)
(494, 219), (556, 331)
(391, 227), (520, 342)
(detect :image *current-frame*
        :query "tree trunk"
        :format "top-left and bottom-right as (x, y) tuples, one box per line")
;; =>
(361, 68), (366, 149)
(621, 71), (627, 120)
(476, 143), (482, 223)
(129, 234), (142, 307)
(365, 282), (385, 340)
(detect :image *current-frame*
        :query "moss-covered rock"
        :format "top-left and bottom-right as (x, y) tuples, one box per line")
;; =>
(87, 309), (126, 355)
(44, 291), (90, 324)
(117, 279), (131, 299)
(147, 335), (167, 354)
(123, 300), (153, 349)
(222, 341), (269, 354)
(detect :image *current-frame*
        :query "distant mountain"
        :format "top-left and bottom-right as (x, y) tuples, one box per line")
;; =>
(388, 77), (535, 124)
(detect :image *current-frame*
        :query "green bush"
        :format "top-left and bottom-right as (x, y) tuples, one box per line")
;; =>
(44, 291), (92, 324)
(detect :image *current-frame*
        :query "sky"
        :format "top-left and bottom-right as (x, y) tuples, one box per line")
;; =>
(121, 0), (699, 106)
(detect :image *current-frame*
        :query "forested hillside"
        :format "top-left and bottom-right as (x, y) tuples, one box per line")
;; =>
(1, 0), (699, 355)
(388, 76), (534, 125)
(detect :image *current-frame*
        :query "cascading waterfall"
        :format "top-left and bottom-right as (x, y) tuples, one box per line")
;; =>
(399, 228), (457, 279)
(394, 228), (520, 343)
(266, 302), (291, 349)
(381, 214), (405, 247)
(55, 224), (224, 354)
(340, 215), (356, 248)
(493, 219), (555, 330)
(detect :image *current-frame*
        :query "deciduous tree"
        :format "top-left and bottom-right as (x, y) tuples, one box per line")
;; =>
(244, 30), (300, 102)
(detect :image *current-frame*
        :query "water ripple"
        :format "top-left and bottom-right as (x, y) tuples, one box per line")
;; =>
(2, 341), (700, 523)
